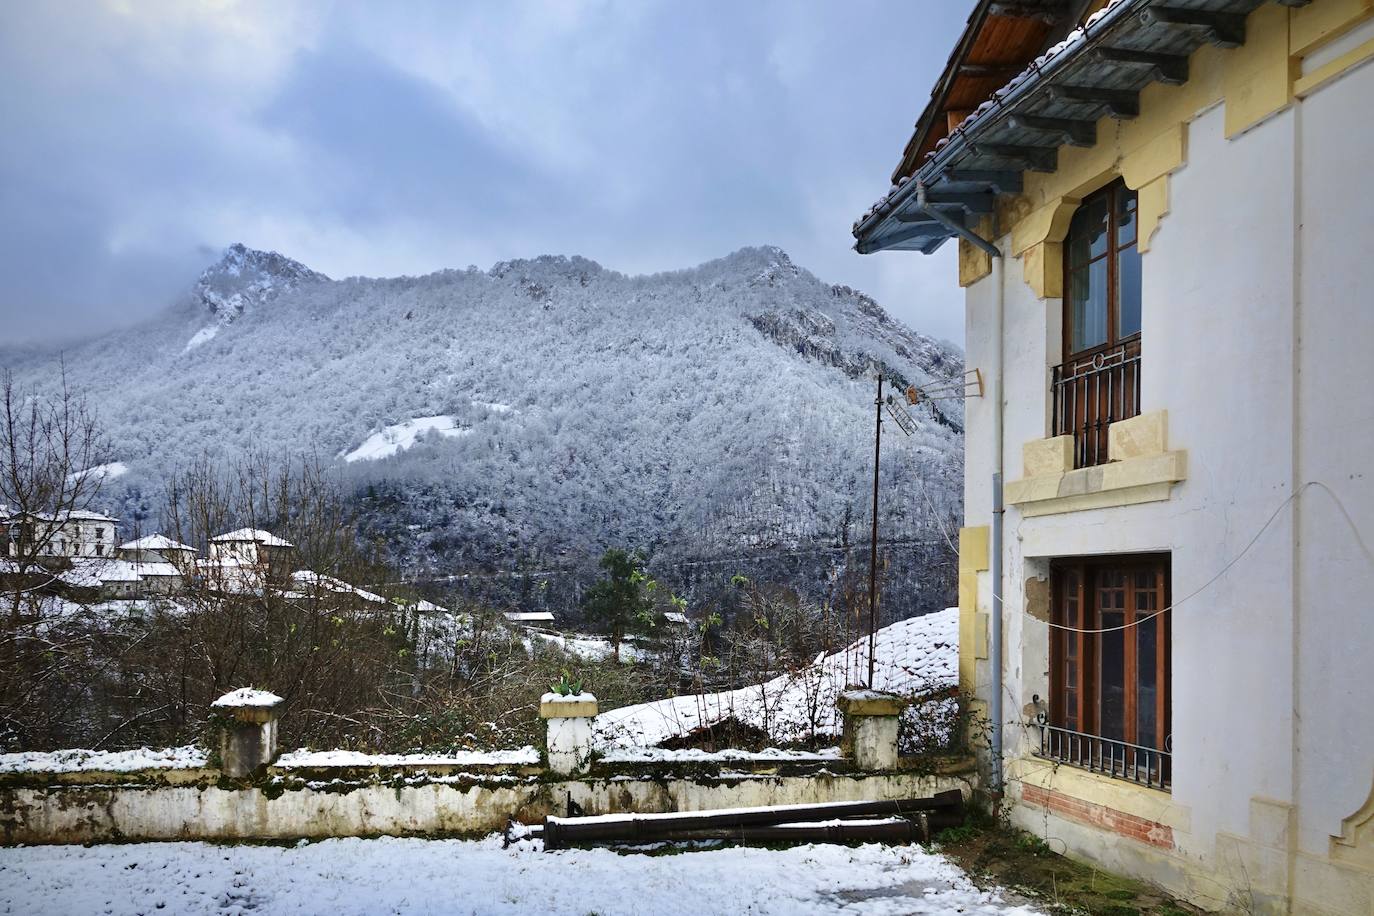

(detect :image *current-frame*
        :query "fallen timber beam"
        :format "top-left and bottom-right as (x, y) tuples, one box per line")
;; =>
(540, 791), (964, 850)
(642, 818), (949, 846)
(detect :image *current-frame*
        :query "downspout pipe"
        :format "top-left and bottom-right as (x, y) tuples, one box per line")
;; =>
(915, 183), (1001, 258)
(990, 245), (1006, 795)
(917, 178), (1005, 793)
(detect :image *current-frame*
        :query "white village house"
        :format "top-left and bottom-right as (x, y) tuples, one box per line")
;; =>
(115, 533), (198, 569)
(2, 508), (119, 558)
(854, 1), (1374, 913)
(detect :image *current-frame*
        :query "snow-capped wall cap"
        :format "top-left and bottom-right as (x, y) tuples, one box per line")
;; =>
(837, 689), (909, 717)
(0, 745), (209, 775)
(540, 692), (598, 718)
(208, 686), (281, 725)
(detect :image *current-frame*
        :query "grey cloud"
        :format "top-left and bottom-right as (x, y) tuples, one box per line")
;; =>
(0, 1), (972, 347)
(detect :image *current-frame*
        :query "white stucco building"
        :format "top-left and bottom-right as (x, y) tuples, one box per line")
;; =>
(5, 509), (119, 559)
(854, 1), (1374, 912)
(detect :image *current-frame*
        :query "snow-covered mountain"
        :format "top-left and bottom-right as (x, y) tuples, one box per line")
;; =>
(1, 244), (963, 617)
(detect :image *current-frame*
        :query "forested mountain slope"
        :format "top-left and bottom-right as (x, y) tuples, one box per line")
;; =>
(2, 244), (963, 618)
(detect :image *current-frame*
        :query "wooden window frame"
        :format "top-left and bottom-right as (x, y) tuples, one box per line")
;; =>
(1049, 554), (1171, 752)
(1062, 179), (1141, 362)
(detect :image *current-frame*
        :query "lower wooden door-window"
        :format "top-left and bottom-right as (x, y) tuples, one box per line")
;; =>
(1049, 555), (1171, 787)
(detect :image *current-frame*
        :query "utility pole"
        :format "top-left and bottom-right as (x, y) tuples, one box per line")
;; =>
(868, 373), (883, 688)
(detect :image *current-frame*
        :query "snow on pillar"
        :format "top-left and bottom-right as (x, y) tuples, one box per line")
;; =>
(540, 692), (598, 776)
(838, 690), (909, 771)
(211, 688), (285, 777)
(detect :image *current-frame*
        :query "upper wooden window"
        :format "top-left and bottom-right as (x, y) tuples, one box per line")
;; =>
(1065, 181), (1141, 358)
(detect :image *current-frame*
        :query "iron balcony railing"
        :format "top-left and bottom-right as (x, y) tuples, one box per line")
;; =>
(1034, 723), (1171, 791)
(1051, 338), (1142, 468)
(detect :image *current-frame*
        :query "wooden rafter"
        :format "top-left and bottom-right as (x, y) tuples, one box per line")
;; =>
(923, 190), (997, 213)
(1139, 6), (1246, 48)
(973, 143), (1058, 172)
(1093, 47), (1190, 85)
(1046, 84), (1140, 118)
(1008, 113), (1097, 147)
(944, 169), (1024, 193)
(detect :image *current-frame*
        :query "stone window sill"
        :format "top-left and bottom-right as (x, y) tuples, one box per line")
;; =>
(1005, 451), (1187, 517)
(1004, 410), (1186, 517)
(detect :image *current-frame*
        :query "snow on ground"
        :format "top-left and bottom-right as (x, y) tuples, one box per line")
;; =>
(341, 415), (471, 463)
(68, 460), (129, 482)
(275, 747), (539, 768)
(525, 628), (652, 663)
(0, 835), (1044, 916)
(184, 324), (219, 352)
(598, 745), (842, 764)
(595, 608), (957, 749)
(0, 745), (206, 774)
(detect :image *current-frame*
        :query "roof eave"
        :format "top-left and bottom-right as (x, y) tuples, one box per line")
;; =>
(854, 0), (1278, 255)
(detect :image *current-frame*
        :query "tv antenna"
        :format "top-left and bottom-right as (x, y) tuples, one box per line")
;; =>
(863, 368), (983, 688)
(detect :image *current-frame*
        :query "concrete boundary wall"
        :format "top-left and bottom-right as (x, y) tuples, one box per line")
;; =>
(0, 758), (975, 846)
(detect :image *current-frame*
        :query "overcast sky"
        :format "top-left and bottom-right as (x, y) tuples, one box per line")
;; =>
(0, 1), (971, 347)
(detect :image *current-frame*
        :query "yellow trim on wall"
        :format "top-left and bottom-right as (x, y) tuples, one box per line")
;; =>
(1295, 34), (1374, 96)
(1290, 0), (1374, 56)
(957, 525), (989, 698)
(958, 215), (995, 287)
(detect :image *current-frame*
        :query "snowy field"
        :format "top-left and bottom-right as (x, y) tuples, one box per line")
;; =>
(594, 608), (957, 749)
(0, 836), (1044, 916)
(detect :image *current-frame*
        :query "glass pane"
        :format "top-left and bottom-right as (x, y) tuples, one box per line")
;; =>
(1117, 243), (1141, 338)
(1097, 569), (1126, 743)
(1086, 196), (1109, 260)
(1099, 624), (1125, 742)
(1137, 618), (1157, 749)
(1071, 259), (1109, 352)
(1068, 195), (1109, 267)
(1117, 186), (1138, 247)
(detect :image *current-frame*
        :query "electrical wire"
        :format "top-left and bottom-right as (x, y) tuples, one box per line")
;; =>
(993, 481), (1373, 635)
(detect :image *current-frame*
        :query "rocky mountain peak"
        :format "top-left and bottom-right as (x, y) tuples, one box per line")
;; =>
(194, 244), (329, 321)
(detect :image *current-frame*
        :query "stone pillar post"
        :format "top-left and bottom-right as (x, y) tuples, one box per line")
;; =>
(838, 690), (909, 771)
(540, 692), (598, 776)
(212, 688), (285, 777)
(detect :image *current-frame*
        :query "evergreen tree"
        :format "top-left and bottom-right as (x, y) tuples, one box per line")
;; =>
(581, 548), (657, 662)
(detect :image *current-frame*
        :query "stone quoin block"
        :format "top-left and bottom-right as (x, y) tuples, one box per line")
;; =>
(540, 692), (598, 776)
(838, 690), (909, 771)
(211, 688), (285, 778)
